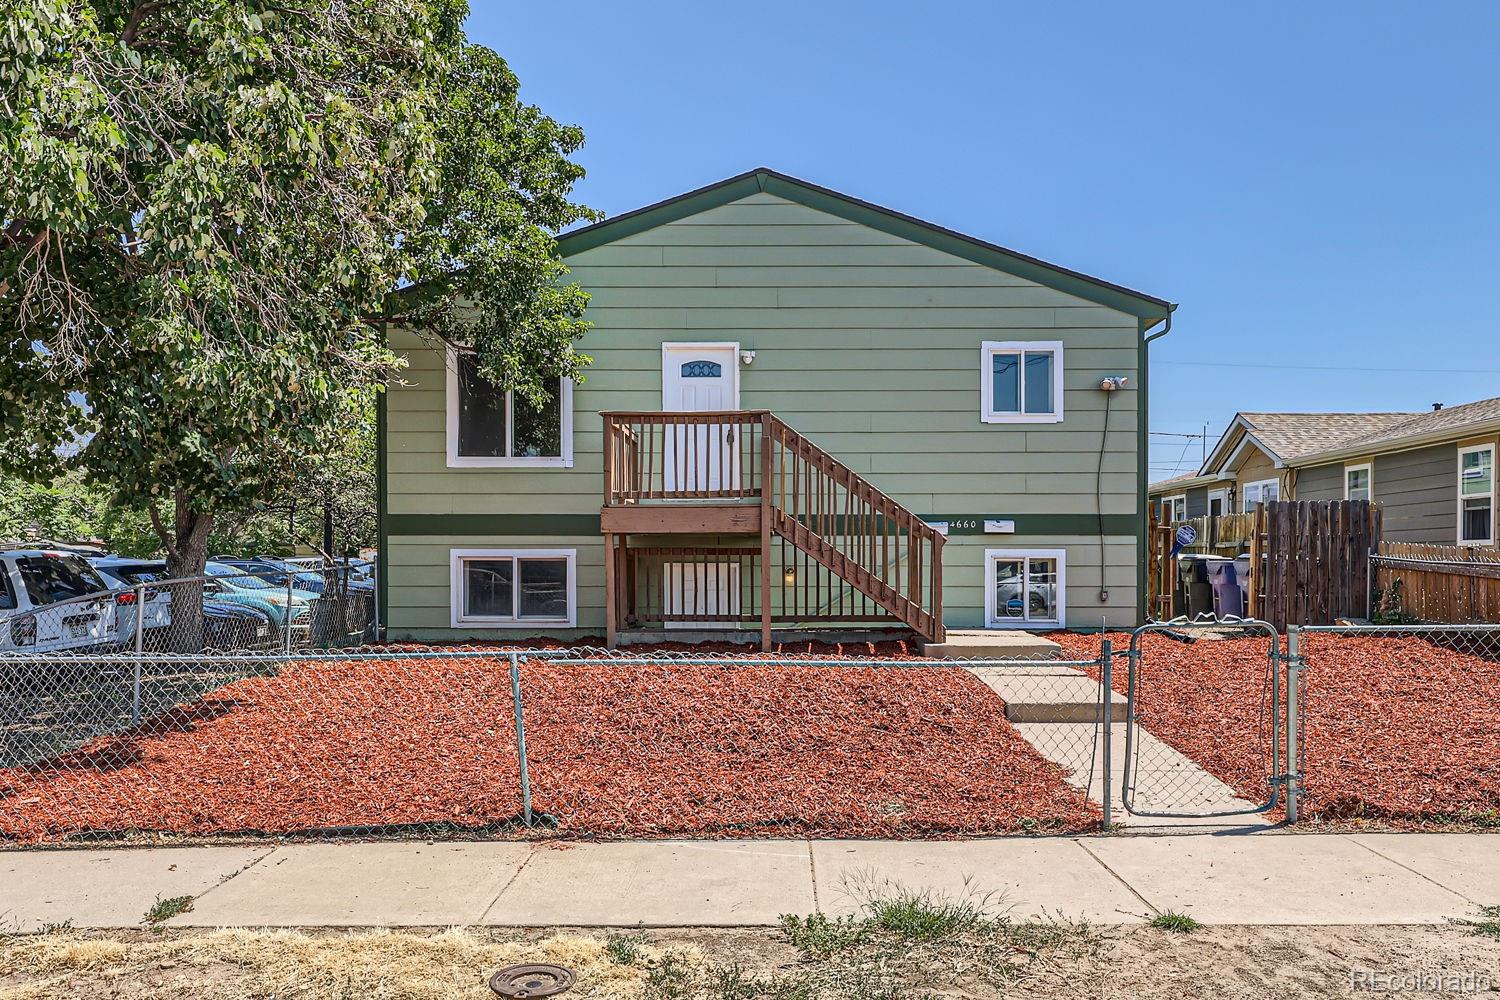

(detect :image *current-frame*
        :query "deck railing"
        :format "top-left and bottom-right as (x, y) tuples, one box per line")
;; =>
(602, 410), (945, 642)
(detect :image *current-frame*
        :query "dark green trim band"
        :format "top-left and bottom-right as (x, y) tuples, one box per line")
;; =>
(557, 168), (1174, 321)
(387, 512), (1139, 537)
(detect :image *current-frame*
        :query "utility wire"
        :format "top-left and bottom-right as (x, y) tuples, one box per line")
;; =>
(1160, 360), (1500, 375)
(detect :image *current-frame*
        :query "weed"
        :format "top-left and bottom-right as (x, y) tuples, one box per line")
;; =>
(1149, 910), (1199, 933)
(604, 930), (646, 966)
(645, 950), (691, 999)
(38, 919), (74, 934)
(779, 912), (871, 957)
(1454, 905), (1500, 938)
(142, 894), (194, 925)
(866, 887), (986, 940)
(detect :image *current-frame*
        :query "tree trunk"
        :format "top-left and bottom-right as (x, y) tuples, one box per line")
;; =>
(156, 494), (215, 652)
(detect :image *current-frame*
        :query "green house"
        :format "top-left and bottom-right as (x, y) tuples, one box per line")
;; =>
(378, 168), (1174, 646)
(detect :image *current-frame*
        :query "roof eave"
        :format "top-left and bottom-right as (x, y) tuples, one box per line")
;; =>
(1286, 417), (1500, 469)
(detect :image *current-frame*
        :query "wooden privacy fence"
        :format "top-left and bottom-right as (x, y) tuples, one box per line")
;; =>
(1371, 542), (1500, 624)
(1248, 500), (1381, 630)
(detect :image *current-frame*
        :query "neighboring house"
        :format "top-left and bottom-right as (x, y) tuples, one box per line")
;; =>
(1149, 397), (1500, 547)
(379, 168), (1174, 644)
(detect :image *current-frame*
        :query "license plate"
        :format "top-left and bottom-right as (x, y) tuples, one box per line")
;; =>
(66, 618), (92, 638)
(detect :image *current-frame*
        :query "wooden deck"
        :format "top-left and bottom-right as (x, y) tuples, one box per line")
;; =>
(601, 410), (944, 649)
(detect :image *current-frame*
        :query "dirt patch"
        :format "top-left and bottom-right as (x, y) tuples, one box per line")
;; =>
(2, 924), (1495, 1000)
(0, 657), (1097, 844)
(1051, 630), (1500, 828)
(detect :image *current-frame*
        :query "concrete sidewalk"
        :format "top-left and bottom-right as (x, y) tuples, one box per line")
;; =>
(3, 834), (1496, 932)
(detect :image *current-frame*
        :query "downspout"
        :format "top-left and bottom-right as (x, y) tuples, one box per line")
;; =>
(1138, 311), (1174, 624)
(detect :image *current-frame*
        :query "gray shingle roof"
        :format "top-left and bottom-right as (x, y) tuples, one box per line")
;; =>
(1238, 412), (1418, 462)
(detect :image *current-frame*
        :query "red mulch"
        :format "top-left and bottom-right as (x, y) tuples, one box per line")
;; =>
(1051, 631), (1500, 828)
(0, 657), (1098, 844)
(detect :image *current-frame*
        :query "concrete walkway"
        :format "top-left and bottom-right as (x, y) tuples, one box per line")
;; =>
(3, 834), (1495, 931)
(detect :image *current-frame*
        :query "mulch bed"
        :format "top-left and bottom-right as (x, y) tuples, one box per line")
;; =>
(1052, 631), (1500, 828)
(0, 655), (1098, 844)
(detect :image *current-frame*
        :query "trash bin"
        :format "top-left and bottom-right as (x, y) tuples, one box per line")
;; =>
(1207, 556), (1246, 619)
(1176, 555), (1215, 619)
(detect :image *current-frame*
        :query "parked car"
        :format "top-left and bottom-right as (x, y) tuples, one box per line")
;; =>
(0, 550), (120, 653)
(203, 562), (318, 636)
(90, 558), (277, 650)
(214, 556), (374, 596)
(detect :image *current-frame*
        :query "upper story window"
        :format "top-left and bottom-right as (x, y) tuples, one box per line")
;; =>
(980, 341), (1064, 424)
(1459, 444), (1494, 545)
(446, 348), (574, 468)
(1344, 463), (1372, 502)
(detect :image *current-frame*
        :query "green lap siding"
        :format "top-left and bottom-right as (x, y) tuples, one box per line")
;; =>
(384, 190), (1154, 636)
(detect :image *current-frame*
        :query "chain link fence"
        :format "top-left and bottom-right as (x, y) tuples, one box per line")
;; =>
(0, 644), (1122, 845)
(0, 563), (376, 657)
(1294, 622), (1500, 829)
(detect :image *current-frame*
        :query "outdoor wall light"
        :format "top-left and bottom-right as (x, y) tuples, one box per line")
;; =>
(740, 350), (757, 365)
(783, 566), (796, 585)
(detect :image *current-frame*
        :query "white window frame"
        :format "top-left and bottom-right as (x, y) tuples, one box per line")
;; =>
(449, 548), (577, 628)
(1161, 494), (1187, 523)
(1207, 488), (1228, 517)
(980, 340), (1064, 424)
(1242, 478), (1280, 512)
(984, 548), (1066, 629)
(1457, 444), (1495, 546)
(1344, 462), (1373, 502)
(445, 347), (574, 469)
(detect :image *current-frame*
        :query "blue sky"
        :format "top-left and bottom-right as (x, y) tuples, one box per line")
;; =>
(467, 1), (1500, 482)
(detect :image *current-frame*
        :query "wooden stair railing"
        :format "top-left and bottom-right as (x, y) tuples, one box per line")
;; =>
(762, 413), (945, 643)
(602, 410), (945, 645)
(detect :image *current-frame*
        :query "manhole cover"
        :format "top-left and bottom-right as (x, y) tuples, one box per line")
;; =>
(489, 964), (576, 998)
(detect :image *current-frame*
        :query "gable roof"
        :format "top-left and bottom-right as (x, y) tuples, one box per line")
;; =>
(557, 167), (1175, 323)
(1148, 471), (1217, 494)
(1201, 411), (1418, 475)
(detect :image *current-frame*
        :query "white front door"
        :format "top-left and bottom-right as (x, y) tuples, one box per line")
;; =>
(662, 342), (740, 493)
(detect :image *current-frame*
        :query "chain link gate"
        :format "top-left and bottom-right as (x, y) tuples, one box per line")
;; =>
(1122, 617), (1300, 819)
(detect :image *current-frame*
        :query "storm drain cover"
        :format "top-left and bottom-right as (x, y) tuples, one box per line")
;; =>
(489, 964), (576, 998)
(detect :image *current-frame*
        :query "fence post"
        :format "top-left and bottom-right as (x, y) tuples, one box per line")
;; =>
(509, 652), (534, 826)
(283, 570), (295, 655)
(1285, 625), (1301, 823)
(131, 583), (145, 726)
(1100, 637), (1113, 828)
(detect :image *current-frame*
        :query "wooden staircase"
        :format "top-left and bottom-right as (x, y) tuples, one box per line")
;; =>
(601, 410), (945, 649)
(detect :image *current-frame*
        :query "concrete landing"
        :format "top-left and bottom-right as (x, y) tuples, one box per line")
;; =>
(967, 665), (1127, 722)
(922, 630), (1061, 660)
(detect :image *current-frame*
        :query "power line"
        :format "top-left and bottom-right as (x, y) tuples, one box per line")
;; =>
(1159, 360), (1500, 375)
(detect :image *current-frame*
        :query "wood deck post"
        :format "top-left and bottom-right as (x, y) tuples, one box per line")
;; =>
(759, 414), (773, 652)
(603, 532), (617, 648)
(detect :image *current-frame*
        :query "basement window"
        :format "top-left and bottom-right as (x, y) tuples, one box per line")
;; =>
(1459, 445), (1494, 545)
(985, 549), (1066, 629)
(981, 341), (1064, 424)
(450, 549), (576, 627)
(446, 348), (574, 468)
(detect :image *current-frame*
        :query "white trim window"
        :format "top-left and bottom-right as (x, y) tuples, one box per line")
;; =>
(1160, 494), (1187, 523)
(980, 341), (1064, 423)
(446, 347), (574, 468)
(1241, 478), (1280, 512)
(984, 548), (1065, 628)
(1458, 444), (1494, 546)
(450, 548), (577, 627)
(1344, 462), (1373, 502)
(1207, 488), (1228, 517)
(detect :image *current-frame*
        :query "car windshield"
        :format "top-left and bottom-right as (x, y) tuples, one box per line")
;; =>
(17, 554), (108, 606)
(206, 563), (277, 590)
(108, 565), (166, 584)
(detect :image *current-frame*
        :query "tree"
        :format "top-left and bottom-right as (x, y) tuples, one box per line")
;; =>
(0, 1), (595, 613)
